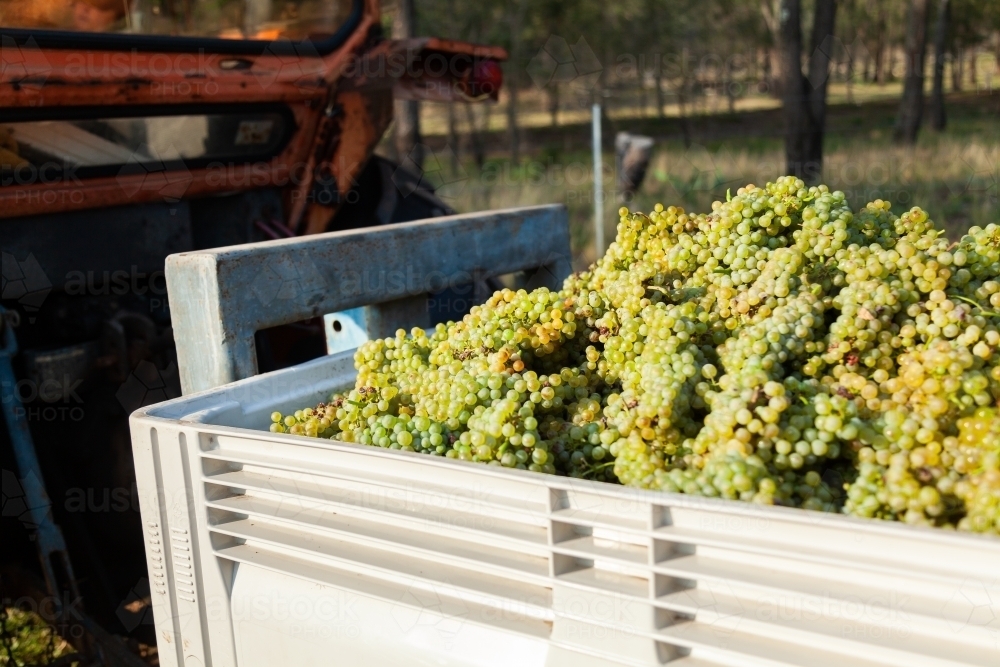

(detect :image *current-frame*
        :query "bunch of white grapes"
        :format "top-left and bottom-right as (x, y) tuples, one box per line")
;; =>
(270, 176), (1000, 534)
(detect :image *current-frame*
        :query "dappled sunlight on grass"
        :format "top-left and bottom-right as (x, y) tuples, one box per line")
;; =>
(0, 607), (76, 667)
(437, 95), (997, 267)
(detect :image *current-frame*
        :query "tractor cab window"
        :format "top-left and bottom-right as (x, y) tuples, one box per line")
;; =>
(1, 107), (291, 181)
(0, 0), (356, 42)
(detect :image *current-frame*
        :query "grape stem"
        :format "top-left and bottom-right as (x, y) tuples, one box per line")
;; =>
(948, 294), (1000, 319)
(584, 462), (616, 478)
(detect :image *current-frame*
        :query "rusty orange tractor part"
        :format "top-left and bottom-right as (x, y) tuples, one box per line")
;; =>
(0, 2), (506, 650)
(1, 0), (506, 233)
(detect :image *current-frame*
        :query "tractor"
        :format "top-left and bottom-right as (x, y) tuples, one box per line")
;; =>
(1, 0), (505, 659)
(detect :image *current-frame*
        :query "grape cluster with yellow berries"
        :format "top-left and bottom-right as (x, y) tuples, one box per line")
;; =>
(269, 176), (1000, 535)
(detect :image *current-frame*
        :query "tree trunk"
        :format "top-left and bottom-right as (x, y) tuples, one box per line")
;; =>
(723, 61), (736, 113)
(645, 0), (666, 118)
(760, 0), (784, 95)
(875, 10), (887, 85)
(763, 48), (774, 94)
(393, 0), (422, 168)
(654, 63), (665, 119)
(548, 85), (559, 127)
(505, 0), (528, 164)
(769, 48), (784, 96)
(968, 49), (977, 87)
(675, 47), (693, 148)
(861, 37), (872, 82)
(447, 102), (460, 173)
(780, 0), (837, 183)
(779, 0), (805, 169)
(805, 0), (837, 179)
(677, 87), (692, 148)
(845, 39), (855, 103)
(930, 0), (949, 130)
(506, 83), (520, 164)
(464, 104), (486, 171)
(894, 0), (930, 144)
(951, 48), (962, 91)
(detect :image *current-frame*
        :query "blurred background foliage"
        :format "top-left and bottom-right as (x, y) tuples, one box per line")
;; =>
(381, 0), (999, 266)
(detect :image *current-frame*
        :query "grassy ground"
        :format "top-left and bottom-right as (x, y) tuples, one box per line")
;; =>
(407, 91), (998, 268)
(0, 608), (76, 667)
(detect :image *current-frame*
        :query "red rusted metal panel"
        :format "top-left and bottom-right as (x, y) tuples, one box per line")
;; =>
(0, 0), (505, 226)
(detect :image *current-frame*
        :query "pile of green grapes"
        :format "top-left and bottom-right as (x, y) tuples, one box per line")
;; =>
(269, 177), (1000, 534)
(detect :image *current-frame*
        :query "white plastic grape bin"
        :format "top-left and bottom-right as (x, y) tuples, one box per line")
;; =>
(130, 346), (1000, 667)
